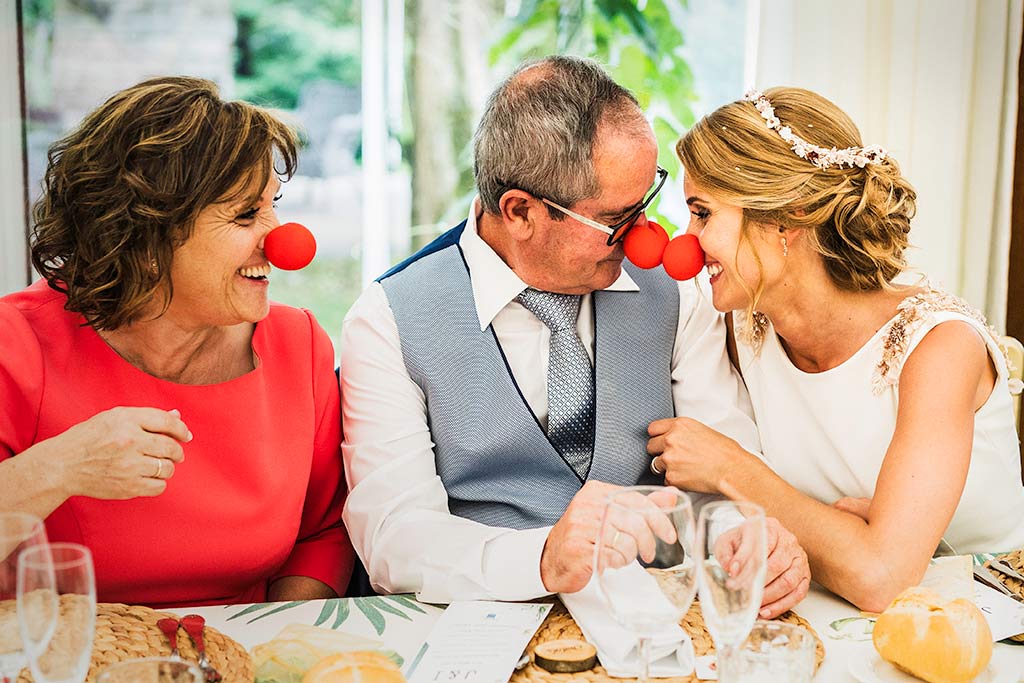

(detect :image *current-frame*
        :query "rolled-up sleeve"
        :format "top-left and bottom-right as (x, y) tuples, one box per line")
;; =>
(0, 302), (44, 460)
(270, 311), (354, 595)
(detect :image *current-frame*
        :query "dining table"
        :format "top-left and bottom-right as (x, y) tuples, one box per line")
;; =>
(181, 582), (1024, 683)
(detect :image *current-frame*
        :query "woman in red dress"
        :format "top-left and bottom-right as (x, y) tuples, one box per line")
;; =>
(0, 76), (353, 608)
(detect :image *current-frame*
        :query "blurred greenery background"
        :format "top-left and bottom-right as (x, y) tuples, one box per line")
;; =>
(21, 0), (744, 349)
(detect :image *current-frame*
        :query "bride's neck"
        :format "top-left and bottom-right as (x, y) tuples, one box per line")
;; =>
(757, 272), (911, 373)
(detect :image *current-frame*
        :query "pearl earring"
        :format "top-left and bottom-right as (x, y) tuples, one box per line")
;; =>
(781, 237), (789, 257)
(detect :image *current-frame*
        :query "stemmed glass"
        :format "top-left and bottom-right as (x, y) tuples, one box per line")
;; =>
(0, 512), (49, 683)
(17, 543), (96, 683)
(696, 500), (767, 680)
(594, 486), (698, 683)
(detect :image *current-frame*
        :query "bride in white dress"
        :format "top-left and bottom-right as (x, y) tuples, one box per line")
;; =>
(648, 87), (1024, 613)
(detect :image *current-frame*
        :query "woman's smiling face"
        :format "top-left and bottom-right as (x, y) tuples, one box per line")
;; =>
(683, 174), (784, 313)
(164, 175), (282, 328)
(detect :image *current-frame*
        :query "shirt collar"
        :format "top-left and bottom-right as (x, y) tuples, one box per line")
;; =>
(460, 198), (640, 331)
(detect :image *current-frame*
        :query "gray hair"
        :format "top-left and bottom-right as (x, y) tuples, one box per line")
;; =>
(473, 55), (642, 216)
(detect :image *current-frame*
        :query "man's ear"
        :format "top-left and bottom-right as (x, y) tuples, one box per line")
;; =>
(499, 190), (538, 241)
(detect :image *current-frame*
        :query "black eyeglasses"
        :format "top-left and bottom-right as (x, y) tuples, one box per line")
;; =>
(539, 166), (669, 246)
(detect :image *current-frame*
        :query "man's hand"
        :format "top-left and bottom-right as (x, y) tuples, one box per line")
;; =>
(758, 518), (810, 618)
(713, 516), (810, 619)
(540, 482), (678, 594)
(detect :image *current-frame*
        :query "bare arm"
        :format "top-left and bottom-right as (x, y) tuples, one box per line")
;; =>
(0, 407), (190, 519)
(652, 321), (990, 611)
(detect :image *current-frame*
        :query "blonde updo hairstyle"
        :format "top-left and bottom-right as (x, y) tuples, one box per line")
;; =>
(676, 87), (916, 323)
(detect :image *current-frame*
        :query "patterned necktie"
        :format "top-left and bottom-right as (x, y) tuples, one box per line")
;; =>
(516, 288), (595, 478)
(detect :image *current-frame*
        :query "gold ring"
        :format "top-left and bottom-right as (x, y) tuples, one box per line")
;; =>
(611, 530), (621, 549)
(154, 459), (164, 479)
(649, 457), (664, 476)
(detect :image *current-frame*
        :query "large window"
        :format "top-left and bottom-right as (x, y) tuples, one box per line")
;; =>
(17, 0), (748, 350)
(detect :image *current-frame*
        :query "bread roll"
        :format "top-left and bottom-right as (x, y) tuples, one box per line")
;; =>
(301, 652), (405, 683)
(872, 586), (992, 683)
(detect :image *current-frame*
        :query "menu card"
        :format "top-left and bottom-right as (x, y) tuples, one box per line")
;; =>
(921, 556), (1024, 641)
(406, 602), (552, 683)
(973, 581), (1024, 642)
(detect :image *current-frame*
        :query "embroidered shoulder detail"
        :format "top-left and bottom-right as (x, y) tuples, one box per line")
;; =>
(735, 310), (771, 354)
(873, 288), (1009, 394)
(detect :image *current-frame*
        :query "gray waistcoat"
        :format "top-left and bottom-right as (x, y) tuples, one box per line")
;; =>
(379, 222), (679, 530)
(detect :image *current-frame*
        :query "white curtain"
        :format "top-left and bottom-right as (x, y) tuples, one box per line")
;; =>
(0, 0), (28, 295)
(752, 0), (1022, 330)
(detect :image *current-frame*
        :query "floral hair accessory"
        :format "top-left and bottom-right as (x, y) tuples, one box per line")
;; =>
(743, 89), (888, 170)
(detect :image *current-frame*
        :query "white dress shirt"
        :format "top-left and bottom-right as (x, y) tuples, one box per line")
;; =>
(340, 202), (760, 603)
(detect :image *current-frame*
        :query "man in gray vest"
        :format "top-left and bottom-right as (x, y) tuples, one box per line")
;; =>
(340, 56), (809, 616)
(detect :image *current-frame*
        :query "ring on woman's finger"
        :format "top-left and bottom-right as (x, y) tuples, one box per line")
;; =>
(649, 456), (664, 476)
(152, 458), (165, 479)
(611, 530), (621, 550)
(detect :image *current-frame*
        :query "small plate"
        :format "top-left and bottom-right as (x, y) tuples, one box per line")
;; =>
(849, 651), (1017, 683)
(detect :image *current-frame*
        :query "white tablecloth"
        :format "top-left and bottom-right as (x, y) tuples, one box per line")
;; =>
(181, 585), (1024, 681)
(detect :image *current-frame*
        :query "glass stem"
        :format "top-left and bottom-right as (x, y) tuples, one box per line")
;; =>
(717, 643), (737, 682)
(637, 636), (652, 683)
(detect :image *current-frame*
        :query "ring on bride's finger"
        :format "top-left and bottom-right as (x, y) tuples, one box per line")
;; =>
(649, 456), (664, 476)
(153, 458), (164, 479)
(611, 530), (621, 549)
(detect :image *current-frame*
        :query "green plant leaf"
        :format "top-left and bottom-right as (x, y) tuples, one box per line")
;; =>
(226, 603), (274, 621)
(355, 599), (386, 635)
(314, 599), (338, 627)
(366, 596), (412, 621)
(246, 601), (306, 624)
(332, 599), (351, 629)
(383, 594), (427, 614)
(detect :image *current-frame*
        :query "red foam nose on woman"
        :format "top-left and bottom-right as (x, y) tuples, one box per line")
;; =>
(264, 222), (317, 270)
(622, 221), (704, 281)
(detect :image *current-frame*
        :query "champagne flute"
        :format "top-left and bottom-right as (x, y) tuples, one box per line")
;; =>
(594, 486), (698, 683)
(17, 543), (96, 683)
(0, 512), (49, 683)
(98, 657), (203, 683)
(696, 500), (767, 680)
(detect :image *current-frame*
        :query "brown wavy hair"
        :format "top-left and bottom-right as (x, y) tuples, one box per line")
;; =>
(676, 87), (917, 321)
(31, 76), (298, 330)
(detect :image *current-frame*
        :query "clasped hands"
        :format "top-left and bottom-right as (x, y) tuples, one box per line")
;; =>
(539, 480), (810, 618)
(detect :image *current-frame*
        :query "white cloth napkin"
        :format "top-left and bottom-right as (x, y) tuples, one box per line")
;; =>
(560, 563), (695, 678)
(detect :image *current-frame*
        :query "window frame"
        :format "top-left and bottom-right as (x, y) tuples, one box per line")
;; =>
(1, 1), (29, 295)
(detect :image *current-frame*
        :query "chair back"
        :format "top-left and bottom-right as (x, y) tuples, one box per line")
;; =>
(1002, 335), (1024, 429)
(1000, 335), (1024, 485)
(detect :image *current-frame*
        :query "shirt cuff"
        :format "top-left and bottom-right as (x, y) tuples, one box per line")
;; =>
(481, 526), (553, 601)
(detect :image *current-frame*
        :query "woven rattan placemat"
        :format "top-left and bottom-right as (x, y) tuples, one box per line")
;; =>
(4, 601), (253, 683)
(509, 599), (824, 683)
(984, 549), (1024, 642)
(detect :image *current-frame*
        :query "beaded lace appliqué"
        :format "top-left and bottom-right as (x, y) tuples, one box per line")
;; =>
(737, 311), (770, 352)
(873, 288), (1017, 395)
(736, 290), (1020, 397)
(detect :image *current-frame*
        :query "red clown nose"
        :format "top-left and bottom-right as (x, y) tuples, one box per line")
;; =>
(622, 220), (705, 281)
(264, 222), (317, 270)
(662, 233), (705, 281)
(622, 221), (670, 269)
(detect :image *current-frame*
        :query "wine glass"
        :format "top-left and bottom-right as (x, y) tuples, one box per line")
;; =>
(97, 657), (203, 683)
(594, 485), (698, 683)
(0, 512), (49, 683)
(696, 500), (767, 680)
(17, 543), (96, 683)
